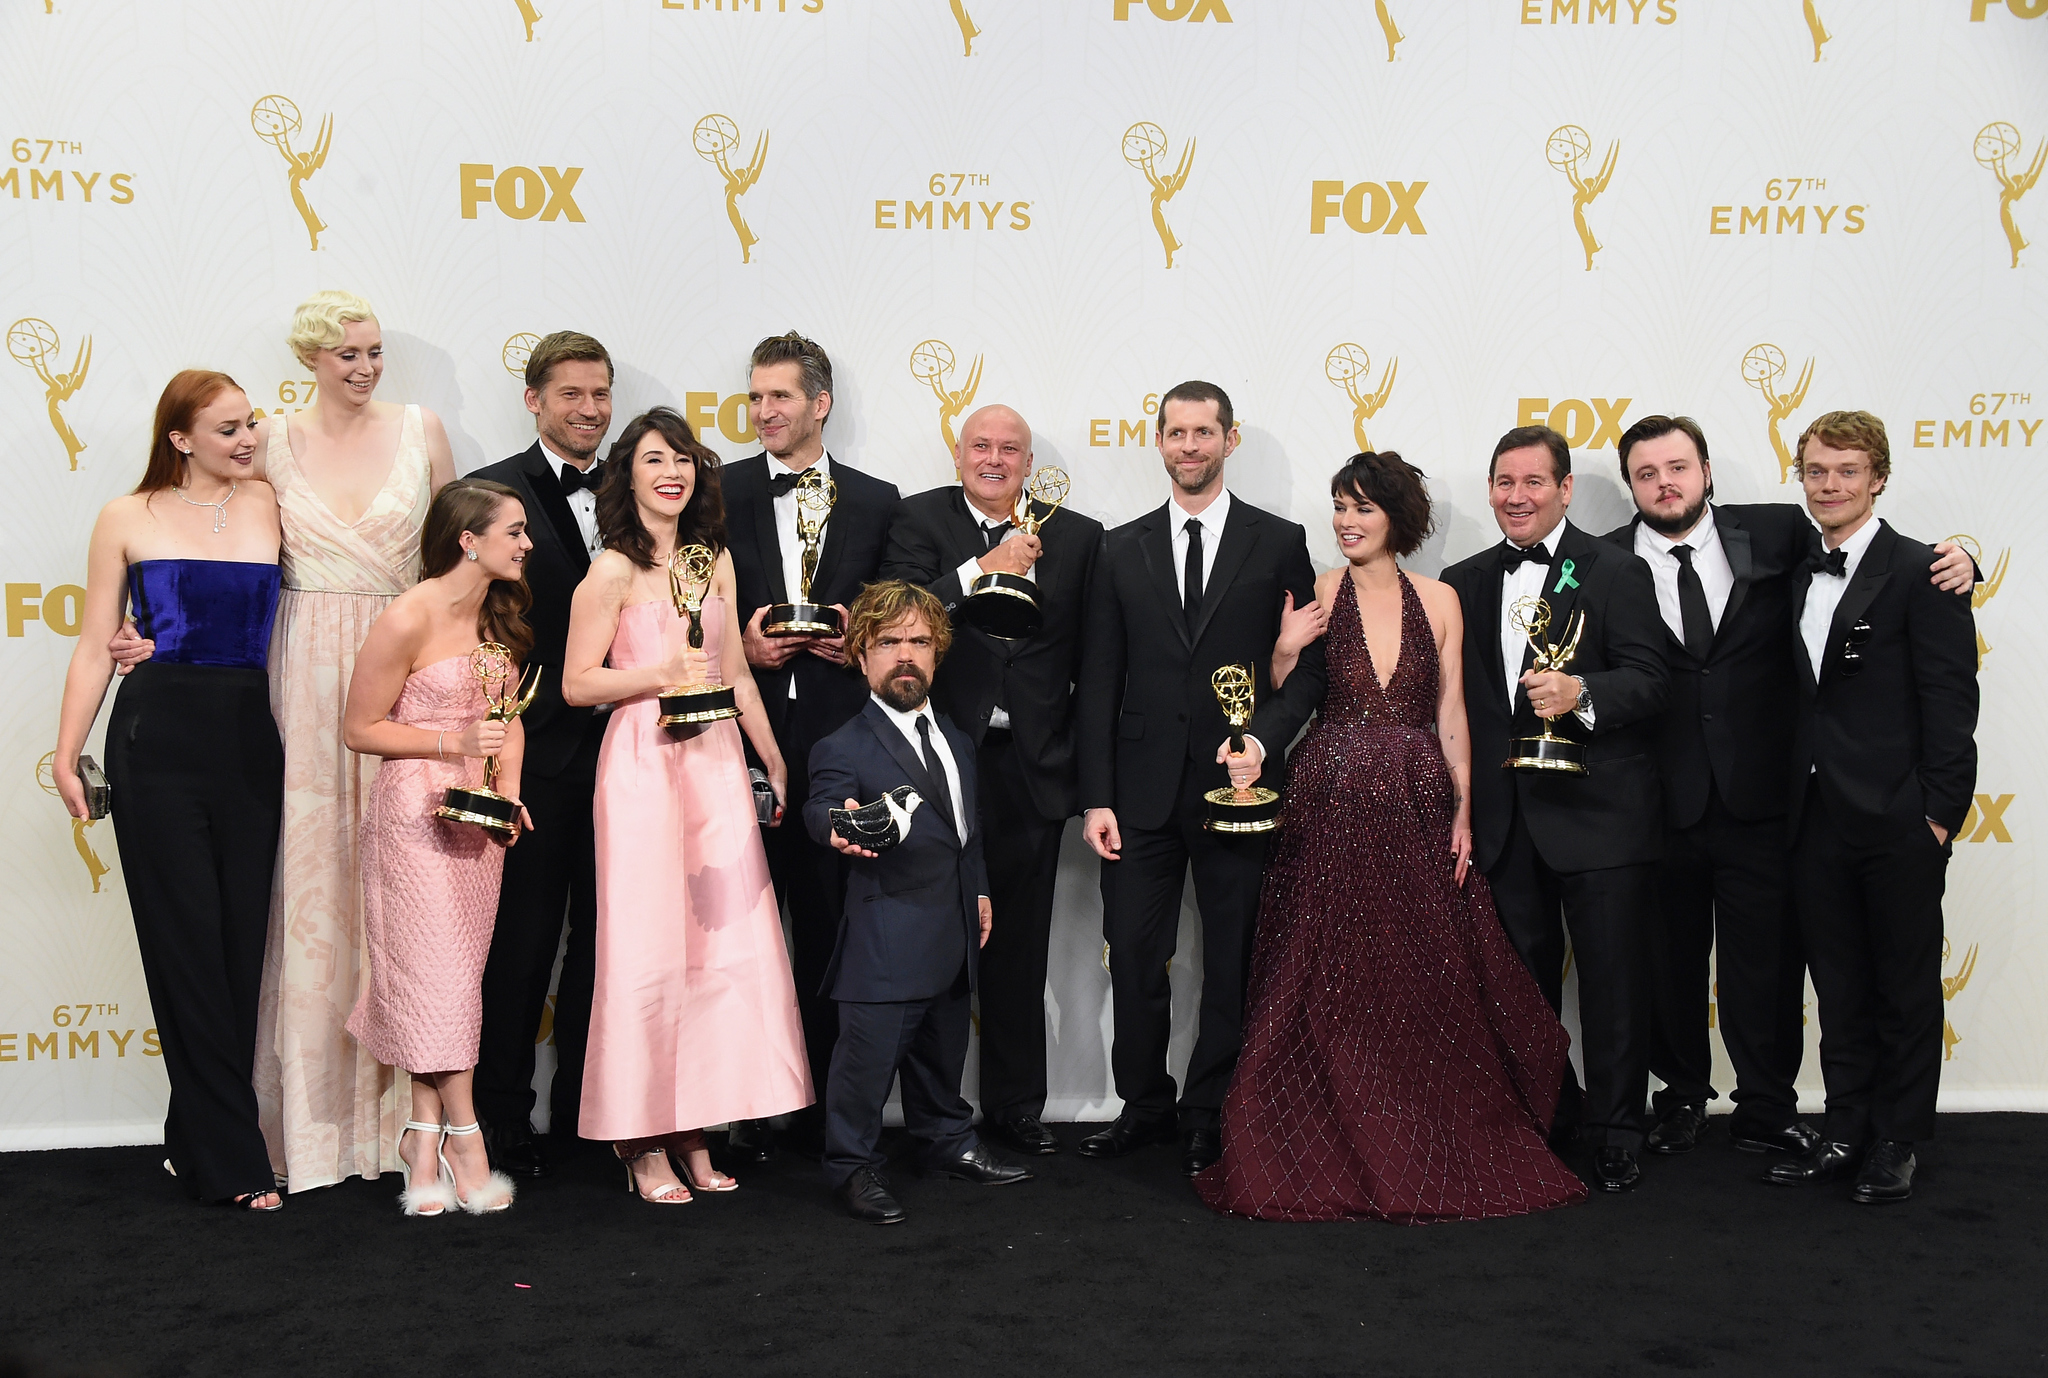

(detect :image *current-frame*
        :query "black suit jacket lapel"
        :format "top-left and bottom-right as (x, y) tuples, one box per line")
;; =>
(1716, 510), (1755, 644)
(519, 443), (589, 573)
(1136, 507), (1189, 652)
(1792, 566), (1817, 692)
(1472, 544), (1508, 711)
(1821, 524), (1893, 685)
(1191, 502), (1256, 648)
(735, 456), (789, 604)
(1531, 523), (1595, 681)
(862, 701), (962, 850)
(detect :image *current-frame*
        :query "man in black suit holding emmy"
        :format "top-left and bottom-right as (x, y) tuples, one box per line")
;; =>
(807, 581), (1033, 1223)
(1075, 380), (1324, 1177)
(469, 330), (616, 1175)
(1440, 424), (1668, 1193)
(880, 403), (1102, 1157)
(723, 331), (901, 1161)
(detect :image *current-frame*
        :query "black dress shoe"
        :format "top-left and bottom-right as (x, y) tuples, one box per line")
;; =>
(989, 1115), (1060, 1156)
(1646, 1103), (1710, 1155)
(924, 1141), (1034, 1185)
(1593, 1146), (1640, 1192)
(481, 1119), (550, 1179)
(725, 1118), (778, 1164)
(1181, 1127), (1221, 1177)
(1076, 1113), (1177, 1159)
(836, 1167), (906, 1224)
(1763, 1139), (1863, 1187)
(1729, 1120), (1821, 1156)
(1851, 1140), (1916, 1204)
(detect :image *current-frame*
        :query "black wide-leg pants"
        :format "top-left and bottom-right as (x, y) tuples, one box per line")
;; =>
(972, 729), (1065, 1123)
(104, 662), (282, 1203)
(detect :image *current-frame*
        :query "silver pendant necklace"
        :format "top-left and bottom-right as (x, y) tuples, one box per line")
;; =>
(172, 481), (237, 533)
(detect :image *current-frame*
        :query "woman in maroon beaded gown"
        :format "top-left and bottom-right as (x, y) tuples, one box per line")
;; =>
(1195, 453), (1586, 1224)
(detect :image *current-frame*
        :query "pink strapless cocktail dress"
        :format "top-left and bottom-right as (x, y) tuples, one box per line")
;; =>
(348, 655), (506, 1074)
(579, 597), (814, 1140)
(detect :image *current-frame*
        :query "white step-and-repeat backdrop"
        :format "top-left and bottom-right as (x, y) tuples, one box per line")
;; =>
(4, 0), (2044, 1148)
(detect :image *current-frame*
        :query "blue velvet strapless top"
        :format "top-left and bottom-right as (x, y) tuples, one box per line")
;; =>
(126, 560), (281, 670)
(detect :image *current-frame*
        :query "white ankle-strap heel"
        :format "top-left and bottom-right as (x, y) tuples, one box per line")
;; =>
(397, 1119), (458, 1217)
(442, 1121), (516, 1214)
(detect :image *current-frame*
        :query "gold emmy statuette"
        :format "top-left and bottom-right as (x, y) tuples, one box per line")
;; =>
(1742, 342), (1815, 484)
(435, 643), (541, 834)
(960, 467), (1070, 641)
(1976, 121), (2046, 270)
(1123, 121), (1194, 269)
(659, 543), (740, 726)
(910, 339), (982, 455)
(1202, 664), (1282, 834)
(8, 317), (90, 471)
(1325, 343), (1397, 454)
(502, 332), (541, 377)
(695, 113), (768, 264)
(1547, 124), (1616, 273)
(251, 94), (333, 252)
(765, 468), (843, 636)
(1503, 597), (1588, 775)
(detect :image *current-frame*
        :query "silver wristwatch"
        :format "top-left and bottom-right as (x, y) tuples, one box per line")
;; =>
(1571, 675), (1592, 715)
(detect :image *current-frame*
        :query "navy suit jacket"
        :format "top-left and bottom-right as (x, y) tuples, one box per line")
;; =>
(804, 699), (990, 1004)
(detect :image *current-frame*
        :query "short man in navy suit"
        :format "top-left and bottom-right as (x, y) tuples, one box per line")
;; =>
(806, 581), (1034, 1223)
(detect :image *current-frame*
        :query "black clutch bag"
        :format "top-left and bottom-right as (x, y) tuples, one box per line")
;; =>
(750, 767), (778, 827)
(77, 755), (110, 821)
(829, 784), (923, 851)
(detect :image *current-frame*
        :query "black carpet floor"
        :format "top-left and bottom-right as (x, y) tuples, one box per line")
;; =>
(3, 1115), (2044, 1378)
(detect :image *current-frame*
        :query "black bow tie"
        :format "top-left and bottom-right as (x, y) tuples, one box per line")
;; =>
(1807, 546), (1849, 577)
(559, 462), (598, 496)
(769, 466), (816, 497)
(1502, 543), (1552, 570)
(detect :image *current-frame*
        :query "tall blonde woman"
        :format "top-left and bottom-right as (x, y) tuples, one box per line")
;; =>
(114, 290), (455, 1191)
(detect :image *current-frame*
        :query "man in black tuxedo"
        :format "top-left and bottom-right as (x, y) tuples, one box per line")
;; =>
(1075, 381), (1324, 1177)
(880, 404), (1102, 1157)
(1764, 411), (1977, 1205)
(724, 331), (901, 1160)
(1440, 424), (1668, 1192)
(1603, 416), (1979, 1159)
(468, 331), (615, 1175)
(806, 581), (1033, 1223)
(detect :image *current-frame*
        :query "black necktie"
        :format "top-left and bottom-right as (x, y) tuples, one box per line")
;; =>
(914, 716), (958, 837)
(981, 521), (1010, 552)
(1806, 546), (1848, 577)
(559, 462), (597, 496)
(1672, 545), (1713, 662)
(1183, 518), (1204, 633)
(769, 466), (814, 497)
(1503, 542), (1551, 570)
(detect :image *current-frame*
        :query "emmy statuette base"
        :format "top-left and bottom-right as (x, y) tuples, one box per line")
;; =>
(764, 601), (842, 637)
(436, 786), (522, 835)
(959, 572), (1043, 641)
(1503, 733), (1588, 775)
(1202, 785), (1282, 834)
(658, 685), (741, 726)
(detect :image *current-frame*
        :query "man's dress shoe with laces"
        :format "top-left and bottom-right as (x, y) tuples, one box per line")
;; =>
(924, 1141), (1034, 1185)
(1593, 1146), (1640, 1192)
(1076, 1113), (1177, 1159)
(837, 1167), (906, 1224)
(990, 1115), (1060, 1156)
(482, 1120), (550, 1180)
(1764, 1139), (1863, 1187)
(725, 1118), (778, 1164)
(1851, 1140), (1916, 1204)
(1646, 1103), (1711, 1155)
(1180, 1127), (1221, 1177)
(1729, 1120), (1822, 1156)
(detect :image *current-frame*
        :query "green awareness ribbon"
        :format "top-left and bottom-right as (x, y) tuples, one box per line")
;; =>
(1552, 558), (1579, 593)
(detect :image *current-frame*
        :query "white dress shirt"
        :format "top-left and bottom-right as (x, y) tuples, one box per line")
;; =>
(1634, 505), (1736, 642)
(869, 693), (969, 845)
(772, 452), (832, 700)
(953, 498), (1031, 732)
(1168, 486), (1233, 603)
(538, 439), (603, 556)
(1799, 515), (1884, 681)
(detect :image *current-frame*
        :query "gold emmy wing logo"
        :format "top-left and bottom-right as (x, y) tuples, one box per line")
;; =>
(1376, 1), (1405, 59)
(1803, 0), (1830, 60)
(252, 95), (333, 251)
(36, 751), (110, 894)
(695, 114), (768, 264)
(1741, 342), (1814, 483)
(1941, 939), (1978, 1061)
(1975, 122), (2045, 269)
(910, 340), (982, 454)
(515, 0), (543, 40)
(9, 317), (90, 470)
(950, 0), (981, 54)
(1124, 122), (1194, 269)
(502, 333), (541, 378)
(1946, 534), (2009, 669)
(1325, 344), (1397, 452)
(1547, 124), (1616, 271)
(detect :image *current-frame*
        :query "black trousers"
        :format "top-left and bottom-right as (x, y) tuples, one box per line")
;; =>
(1791, 782), (1950, 1145)
(474, 717), (601, 1139)
(1648, 786), (1804, 1131)
(105, 663), (282, 1202)
(1487, 808), (1653, 1150)
(973, 729), (1065, 1123)
(1099, 764), (1266, 1128)
(822, 966), (976, 1188)
(762, 723), (846, 1110)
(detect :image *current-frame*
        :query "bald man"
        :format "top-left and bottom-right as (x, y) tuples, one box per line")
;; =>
(881, 405), (1104, 1154)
